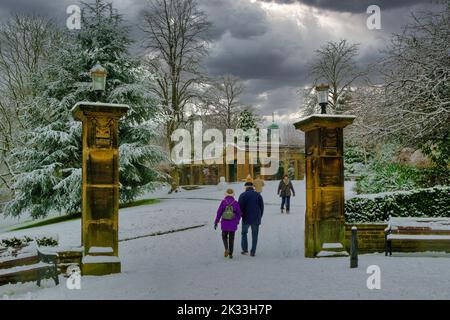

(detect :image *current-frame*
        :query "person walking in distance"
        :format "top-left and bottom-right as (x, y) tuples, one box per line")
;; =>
(238, 180), (264, 257)
(253, 175), (265, 193)
(278, 174), (295, 213)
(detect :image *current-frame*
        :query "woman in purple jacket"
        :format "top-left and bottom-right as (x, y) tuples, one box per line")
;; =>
(214, 188), (242, 259)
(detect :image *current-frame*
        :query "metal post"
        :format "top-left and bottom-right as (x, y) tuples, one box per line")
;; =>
(350, 226), (358, 268)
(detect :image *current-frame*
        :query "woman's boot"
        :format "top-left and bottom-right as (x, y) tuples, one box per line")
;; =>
(222, 232), (229, 257)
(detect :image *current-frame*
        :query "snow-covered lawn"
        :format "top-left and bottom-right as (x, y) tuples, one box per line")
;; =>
(1, 180), (450, 299)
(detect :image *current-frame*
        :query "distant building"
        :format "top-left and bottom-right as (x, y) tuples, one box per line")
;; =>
(178, 119), (305, 185)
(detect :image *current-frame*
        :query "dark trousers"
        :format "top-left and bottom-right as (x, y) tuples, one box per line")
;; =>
(222, 231), (235, 255)
(281, 196), (291, 211)
(241, 224), (259, 255)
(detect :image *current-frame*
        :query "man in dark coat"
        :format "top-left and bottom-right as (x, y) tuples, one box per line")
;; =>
(238, 182), (264, 256)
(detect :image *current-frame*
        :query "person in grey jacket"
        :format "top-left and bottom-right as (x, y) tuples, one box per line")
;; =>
(277, 174), (295, 213)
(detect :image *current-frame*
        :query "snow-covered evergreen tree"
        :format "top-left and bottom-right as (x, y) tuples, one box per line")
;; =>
(5, 0), (165, 218)
(237, 108), (259, 131)
(235, 108), (261, 144)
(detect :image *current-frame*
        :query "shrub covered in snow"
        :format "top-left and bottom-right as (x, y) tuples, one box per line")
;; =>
(345, 186), (450, 223)
(0, 235), (58, 248)
(356, 161), (450, 194)
(351, 141), (450, 194)
(344, 145), (367, 178)
(356, 162), (419, 194)
(35, 236), (58, 247)
(0, 236), (33, 248)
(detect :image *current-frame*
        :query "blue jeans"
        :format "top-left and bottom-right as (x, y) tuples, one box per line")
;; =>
(241, 223), (259, 255)
(281, 196), (291, 211)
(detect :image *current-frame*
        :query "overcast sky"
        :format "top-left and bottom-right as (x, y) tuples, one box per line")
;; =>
(0, 0), (443, 124)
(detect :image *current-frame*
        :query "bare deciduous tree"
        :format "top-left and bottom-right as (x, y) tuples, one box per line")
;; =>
(0, 15), (57, 196)
(373, 6), (450, 149)
(309, 39), (367, 114)
(346, 4), (450, 166)
(200, 74), (245, 131)
(298, 87), (317, 116)
(280, 123), (304, 146)
(344, 84), (384, 146)
(142, 0), (211, 150)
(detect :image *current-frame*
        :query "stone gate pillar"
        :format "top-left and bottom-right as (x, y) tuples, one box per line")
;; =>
(294, 115), (355, 257)
(72, 102), (129, 275)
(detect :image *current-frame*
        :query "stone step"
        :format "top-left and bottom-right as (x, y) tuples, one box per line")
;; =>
(321, 242), (345, 252)
(316, 250), (349, 258)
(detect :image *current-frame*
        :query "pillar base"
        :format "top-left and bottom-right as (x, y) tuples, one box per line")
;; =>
(81, 255), (121, 276)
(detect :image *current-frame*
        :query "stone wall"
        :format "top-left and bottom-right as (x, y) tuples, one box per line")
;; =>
(56, 248), (83, 274)
(344, 223), (387, 253)
(345, 223), (450, 254)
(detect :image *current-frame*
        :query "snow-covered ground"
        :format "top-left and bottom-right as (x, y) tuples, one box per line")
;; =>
(1, 180), (450, 300)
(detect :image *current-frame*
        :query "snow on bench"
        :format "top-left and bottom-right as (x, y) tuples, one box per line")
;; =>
(385, 217), (450, 256)
(387, 234), (450, 241)
(0, 247), (59, 287)
(0, 262), (51, 276)
(388, 217), (450, 231)
(0, 252), (38, 268)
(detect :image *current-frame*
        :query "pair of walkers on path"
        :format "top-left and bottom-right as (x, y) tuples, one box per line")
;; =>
(214, 176), (264, 259)
(214, 175), (295, 258)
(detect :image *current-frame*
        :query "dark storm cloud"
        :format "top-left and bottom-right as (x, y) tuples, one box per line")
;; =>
(207, 41), (309, 82)
(0, 0), (73, 22)
(259, 0), (432, 13)
(205, 0), (317, 83)
(204, 0), (443, 119)
(200, 0), (269, 40)
(0, 0), (55, 14)
(0, 0), (443, 122)
(0, 0), (146, 27)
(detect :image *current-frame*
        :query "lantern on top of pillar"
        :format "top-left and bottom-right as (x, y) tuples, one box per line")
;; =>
(90, 62), (107, 97)
(315, 83), (330, 114)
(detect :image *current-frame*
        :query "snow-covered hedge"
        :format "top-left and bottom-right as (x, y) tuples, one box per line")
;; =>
(345, 186), (450, 223)
(0, 235), (59, 248)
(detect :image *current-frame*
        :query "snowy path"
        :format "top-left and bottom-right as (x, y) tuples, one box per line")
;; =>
(1, 181), (450, 299)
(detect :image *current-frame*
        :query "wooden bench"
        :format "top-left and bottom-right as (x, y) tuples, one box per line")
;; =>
(0, 247), (59, 286)
(385, 217), (450, 256)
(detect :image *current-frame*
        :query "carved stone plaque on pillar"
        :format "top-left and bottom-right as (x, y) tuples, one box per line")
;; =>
(72, 102), (129, 275)
(295, 115), (355, 257)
